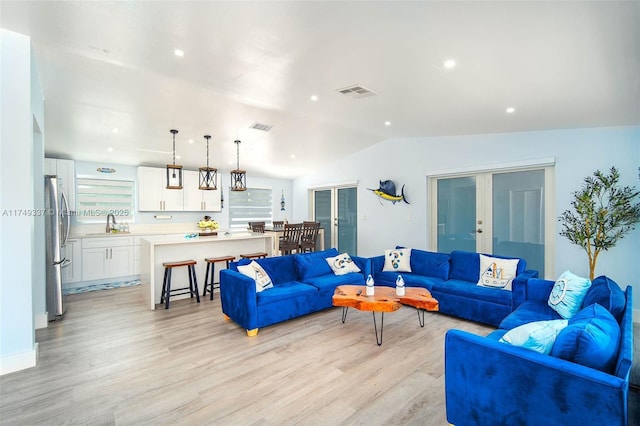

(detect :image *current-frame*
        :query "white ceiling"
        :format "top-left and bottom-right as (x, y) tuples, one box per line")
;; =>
(2, 1), (639, 179)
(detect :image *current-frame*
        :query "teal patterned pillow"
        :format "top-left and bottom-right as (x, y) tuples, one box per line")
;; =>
(547, 270), (591, 319)
(499, 319), (569, 354)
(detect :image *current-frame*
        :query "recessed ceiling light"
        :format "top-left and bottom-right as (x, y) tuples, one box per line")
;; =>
(310, 95), (318, 102)
(291, 154), (296, 159)
(506, 107), (516, 114)
(443, 59), (456, 69)
(107, 147), (113, 152)
(188, 139), (194, 144)
(112, 127), (119, 133)
(384, 121), (391, 126)
(174, 49), (184, 57)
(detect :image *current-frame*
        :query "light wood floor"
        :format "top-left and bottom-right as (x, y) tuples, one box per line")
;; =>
(0, 286), (638, 425)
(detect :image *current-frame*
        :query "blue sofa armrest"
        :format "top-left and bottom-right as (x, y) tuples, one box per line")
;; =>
(352, 255), (371, 279)
(220, 269), (258, 331)
(511, 269), (539, 309)
(445, 329), (629, 426)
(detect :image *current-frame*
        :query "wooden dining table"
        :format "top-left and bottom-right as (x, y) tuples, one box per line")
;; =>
(263, 225), (325, 255)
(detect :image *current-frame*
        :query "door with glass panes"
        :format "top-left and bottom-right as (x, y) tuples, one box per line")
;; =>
(312, 186), (357, 255)
(429, 167), (552, 277)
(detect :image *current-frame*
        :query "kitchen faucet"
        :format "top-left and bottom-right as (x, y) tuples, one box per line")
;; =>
(106, 214), (116, 233)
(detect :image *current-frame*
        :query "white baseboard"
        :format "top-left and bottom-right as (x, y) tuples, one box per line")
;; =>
(0, 344), (37, 375)
(35, 312), (48, 330)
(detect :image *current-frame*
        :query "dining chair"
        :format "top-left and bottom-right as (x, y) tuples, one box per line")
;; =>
(272, 221), (285, 230)
(299, 221), (321, 253)
(279, 223), (303, 255)
(249, 222), (265, 233)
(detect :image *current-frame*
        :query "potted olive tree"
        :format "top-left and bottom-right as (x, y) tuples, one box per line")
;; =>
(559, 167), (640, 280)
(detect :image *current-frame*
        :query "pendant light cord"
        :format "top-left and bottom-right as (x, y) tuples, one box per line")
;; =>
(235, 140), (241, 170)
(172, 133), (176, 166)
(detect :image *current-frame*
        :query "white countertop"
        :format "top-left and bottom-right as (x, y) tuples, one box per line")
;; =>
(70, 229), (221, 239)
(140, 232), (270, 246)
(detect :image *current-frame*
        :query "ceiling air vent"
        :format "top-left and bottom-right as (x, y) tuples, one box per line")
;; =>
(336, 84), (379, 99)
(249, 122), (272, 132)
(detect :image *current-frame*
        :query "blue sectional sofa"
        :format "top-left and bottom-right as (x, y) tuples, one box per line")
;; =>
(370, 249), (538, 326)
(220, 248), (370, 335)
(445, 276), (634, 426)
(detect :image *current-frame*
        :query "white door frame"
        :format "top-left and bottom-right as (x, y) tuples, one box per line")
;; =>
(427, 158), (555, 278)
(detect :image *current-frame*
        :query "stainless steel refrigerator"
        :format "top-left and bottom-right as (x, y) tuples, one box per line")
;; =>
(45, 175), (71, 321)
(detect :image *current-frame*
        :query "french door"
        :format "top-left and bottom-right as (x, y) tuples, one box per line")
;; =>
(429, 166), (554, 277)
(311, 185), (358, 255)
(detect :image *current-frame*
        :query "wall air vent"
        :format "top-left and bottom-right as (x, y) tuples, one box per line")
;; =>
(336, 84), (379, 99)
(249, 122), (272, 132)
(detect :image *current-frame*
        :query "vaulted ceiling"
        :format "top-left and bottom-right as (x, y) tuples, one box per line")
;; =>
(2, 1), (639, 178)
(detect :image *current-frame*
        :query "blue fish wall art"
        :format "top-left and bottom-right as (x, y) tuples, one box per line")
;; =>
(368, 180), (409, 204)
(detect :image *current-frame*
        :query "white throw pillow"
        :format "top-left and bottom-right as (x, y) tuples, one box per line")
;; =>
(326, 253), (361, 276)
(477, 254), (519, 291)
(499, 319), (569, 354)
(237, 261), (274, 293)
(383, 248), (412, 272)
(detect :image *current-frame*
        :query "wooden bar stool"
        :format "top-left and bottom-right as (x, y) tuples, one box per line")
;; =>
(239, 252), (268, 260)
(160, 260), (200, 309)
(203, 255), (235, 300)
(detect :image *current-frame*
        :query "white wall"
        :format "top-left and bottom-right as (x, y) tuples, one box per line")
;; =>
(292, 126), (640, 313)
(31, 48), (47, 330)
(0, 30), (37, 374)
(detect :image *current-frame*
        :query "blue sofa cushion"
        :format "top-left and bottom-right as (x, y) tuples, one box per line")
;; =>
(410, 250), (450, 280)
(449, 251), (480, 282)
(294, 248), (339, 280)
(431, 279), (512, 306)
(499, 319), (568, 354)
(547, 270), (592, 319)
(256, 281), (318, 305)
(499, 301), (562, 330)
(253, 255), (298, 285)
(550, 304), (621, 373)
(305, 272), (365, 291)
(449, 250), (526, 283)
(582, 275), (625, 322)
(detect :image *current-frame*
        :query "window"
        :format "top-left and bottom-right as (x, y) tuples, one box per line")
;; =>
(75, 178), (134, 223)
(228, 188), (272, 230)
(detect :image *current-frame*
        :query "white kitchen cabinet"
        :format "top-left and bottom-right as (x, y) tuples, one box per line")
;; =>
(183, 170), (222, 212)
(137, 166), (183, 211)
(45, 158), (76, 212)
(81, 236), (133, 281)
(62, 238), (82, 284)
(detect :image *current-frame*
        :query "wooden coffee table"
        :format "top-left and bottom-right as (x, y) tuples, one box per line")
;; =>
(332, 285), (439, 345)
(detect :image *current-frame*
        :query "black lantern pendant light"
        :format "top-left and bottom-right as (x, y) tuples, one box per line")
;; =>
(166, 129), (183, 189)
(230, 139), (247, 191)
(199, 135), (218, 190)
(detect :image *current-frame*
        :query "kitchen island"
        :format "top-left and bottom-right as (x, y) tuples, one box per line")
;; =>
(139, 232), (272, 310)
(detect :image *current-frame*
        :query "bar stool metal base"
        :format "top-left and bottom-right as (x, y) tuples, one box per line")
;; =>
(203, 255), (235, 300)
(160, 260), (200, 309)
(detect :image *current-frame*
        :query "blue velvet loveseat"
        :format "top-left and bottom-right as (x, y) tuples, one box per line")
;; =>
(445, 275), (634, 426)
(220, 248), (370, 336)
(370, 249), (538, 326)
